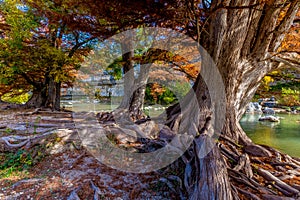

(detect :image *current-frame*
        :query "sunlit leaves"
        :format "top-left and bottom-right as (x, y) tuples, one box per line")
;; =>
(1, 0), (38, 42)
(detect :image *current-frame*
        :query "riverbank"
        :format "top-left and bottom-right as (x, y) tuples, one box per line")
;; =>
(0, 108), (300, 199)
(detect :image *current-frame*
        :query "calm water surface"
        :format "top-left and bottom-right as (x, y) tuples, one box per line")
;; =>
(240, 114), (300, 157)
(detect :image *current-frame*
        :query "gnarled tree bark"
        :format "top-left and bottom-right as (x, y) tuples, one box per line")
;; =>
(165, 0), (300, 198)
(204, 0), (300, 143)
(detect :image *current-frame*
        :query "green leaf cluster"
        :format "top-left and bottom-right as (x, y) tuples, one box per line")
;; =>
(0, 0), (89, 100)
(0, 149), (33, 173)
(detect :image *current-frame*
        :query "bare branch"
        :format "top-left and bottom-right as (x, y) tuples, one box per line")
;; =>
(68, 36), (97, 58)
(272, 52), (300, 69)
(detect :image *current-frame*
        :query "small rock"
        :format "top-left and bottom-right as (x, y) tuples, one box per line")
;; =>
(259, 115), (280, 122)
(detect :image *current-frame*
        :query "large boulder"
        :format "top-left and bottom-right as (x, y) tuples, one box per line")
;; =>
(263, 107), (275, 115)
(259, 115), (280, 122)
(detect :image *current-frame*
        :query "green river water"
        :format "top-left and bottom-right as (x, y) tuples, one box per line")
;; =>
(240, 114), (300, 157)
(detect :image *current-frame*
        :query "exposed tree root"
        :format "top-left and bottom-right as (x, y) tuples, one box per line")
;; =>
(257, 168), (299, 196)
(92, 109), (300, 199)
(0, 131), (56, 152)
(67, 187), (81, 200)
(90, 180), (103, 200)
(219, 136), (300, 199)
(11, 178), (43, 189)
(235, 187), (260, 200)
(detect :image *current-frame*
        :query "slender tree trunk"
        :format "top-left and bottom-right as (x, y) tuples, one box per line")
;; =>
(128, 64), (151, 119)
(46, 77), (55, 108)
(117, 39), (152, 119)
(118, 40), (135, 110)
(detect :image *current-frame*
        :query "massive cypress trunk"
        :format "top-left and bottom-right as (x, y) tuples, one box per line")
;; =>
(163, 0), (300, 198)
(204, 0), (300, 143)
(164, 56), (233, 198)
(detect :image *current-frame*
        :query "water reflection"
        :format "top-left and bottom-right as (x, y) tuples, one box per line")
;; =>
(240, 114), (300, 157)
